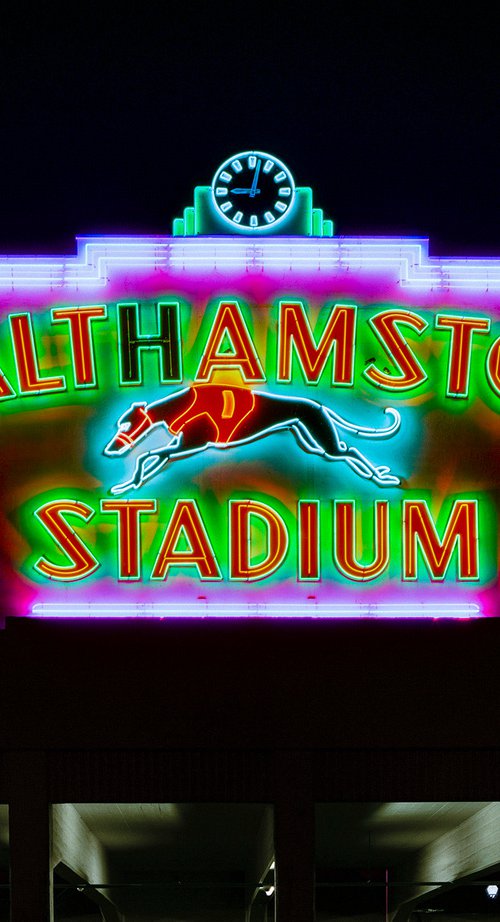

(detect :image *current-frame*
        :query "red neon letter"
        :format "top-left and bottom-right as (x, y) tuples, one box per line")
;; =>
(152, 500), (221, 579)
(35, 500), (99, 581)
(298, 501), (320, 580)
(230, 500), (288, 580)
(101, 499), (156, 580)
(435, 314), (490, 397)
(10, 313), (65, 393)
(403, 500), (479, 580)
(334, 501), (390, 581)
(278, 301), (356, 384)
(364, 310), (427, 389)
(486, 336), (500, 396)
(0, 365), (15, 399)
(195, 301), (265, 382)
(52, 305), (107, 386)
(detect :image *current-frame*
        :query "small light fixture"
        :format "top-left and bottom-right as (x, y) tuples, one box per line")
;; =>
(264, 885), (275, 897)
(486, 884), (498, 899)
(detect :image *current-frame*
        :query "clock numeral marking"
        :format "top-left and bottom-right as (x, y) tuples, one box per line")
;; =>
(263, 159), (274, 173)
(234, 211), (243, 224)
(264, 211), (276, 224)
(274, 170), (286, 183)
(215, 187), (228, 197)
(275, 201), (287, 213)
(278, 186), (291, 197)
(250, 215), (259, 228)
(248, 155), (257, 168)
(220, 171), (232, 182)
(231, 159), (243, 173)
(220, 201), (233, 213)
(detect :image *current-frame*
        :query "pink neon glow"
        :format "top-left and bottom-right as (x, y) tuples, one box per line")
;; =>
(1, 236), (500, 310)
(18, 578), (493, 622)
(31, 602), (480, 620)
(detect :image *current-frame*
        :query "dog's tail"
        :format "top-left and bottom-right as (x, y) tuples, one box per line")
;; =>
(324, 406), (401, 439)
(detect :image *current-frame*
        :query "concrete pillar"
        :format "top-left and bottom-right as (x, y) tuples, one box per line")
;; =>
(7, 751), (53, 922)
(53, 806), (123, 921)
(246, 806), (274, 921)
(273, 754), (315, 922)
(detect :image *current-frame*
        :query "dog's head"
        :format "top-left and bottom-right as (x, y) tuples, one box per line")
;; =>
(104, 402), (153, 455)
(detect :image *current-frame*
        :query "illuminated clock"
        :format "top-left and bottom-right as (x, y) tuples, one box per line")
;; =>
(211, 151), (296, 231)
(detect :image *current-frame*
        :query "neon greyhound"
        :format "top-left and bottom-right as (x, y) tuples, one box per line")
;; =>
(104, 384), (402, 494)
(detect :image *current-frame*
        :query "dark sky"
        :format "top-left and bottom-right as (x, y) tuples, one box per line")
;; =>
(1, 3), (499, 256)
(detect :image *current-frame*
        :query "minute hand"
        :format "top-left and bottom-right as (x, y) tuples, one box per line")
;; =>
(249, 160), (261, 198)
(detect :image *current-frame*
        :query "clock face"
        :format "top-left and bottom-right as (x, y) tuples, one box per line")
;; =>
(211, 151), (295, 231)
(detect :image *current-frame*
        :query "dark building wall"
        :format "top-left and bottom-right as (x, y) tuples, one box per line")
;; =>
(2, 616), (500, 922)
(1, 617), (500, 803)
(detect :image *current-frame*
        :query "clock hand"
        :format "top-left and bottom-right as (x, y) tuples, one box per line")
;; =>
(249, 159), (261, 198)
(231, 188), (261, 194)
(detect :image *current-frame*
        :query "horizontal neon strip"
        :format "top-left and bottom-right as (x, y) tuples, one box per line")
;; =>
(1, 237), (500, 291)
(30, 602), (481, 619)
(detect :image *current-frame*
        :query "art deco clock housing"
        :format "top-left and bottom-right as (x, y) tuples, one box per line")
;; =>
(173, 150), (334, 236)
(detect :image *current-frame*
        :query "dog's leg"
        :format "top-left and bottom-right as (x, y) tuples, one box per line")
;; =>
(295, 404), (343, 455)
(109, 433), (212, 494)
(290, 422), (329, 455)
(110, 447), (174, 494)
(341, 446), (400, 485)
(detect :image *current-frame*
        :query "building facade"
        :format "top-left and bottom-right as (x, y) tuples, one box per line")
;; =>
(1, 153), (499, 921)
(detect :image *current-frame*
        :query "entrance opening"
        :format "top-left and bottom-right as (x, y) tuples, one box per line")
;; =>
(316, 802), (500, 921)
(53, 803), (273, 922)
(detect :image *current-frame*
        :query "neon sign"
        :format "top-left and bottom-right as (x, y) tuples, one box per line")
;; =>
(0, 179), (498, 621)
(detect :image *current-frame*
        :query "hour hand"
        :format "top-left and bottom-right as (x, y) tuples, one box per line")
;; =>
(231, 188), (261, 194)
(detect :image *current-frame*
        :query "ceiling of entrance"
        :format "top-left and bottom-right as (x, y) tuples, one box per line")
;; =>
(316, 801), (491, 866)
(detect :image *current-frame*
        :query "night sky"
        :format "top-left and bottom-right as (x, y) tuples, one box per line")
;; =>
(0, 4), (499, 256)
